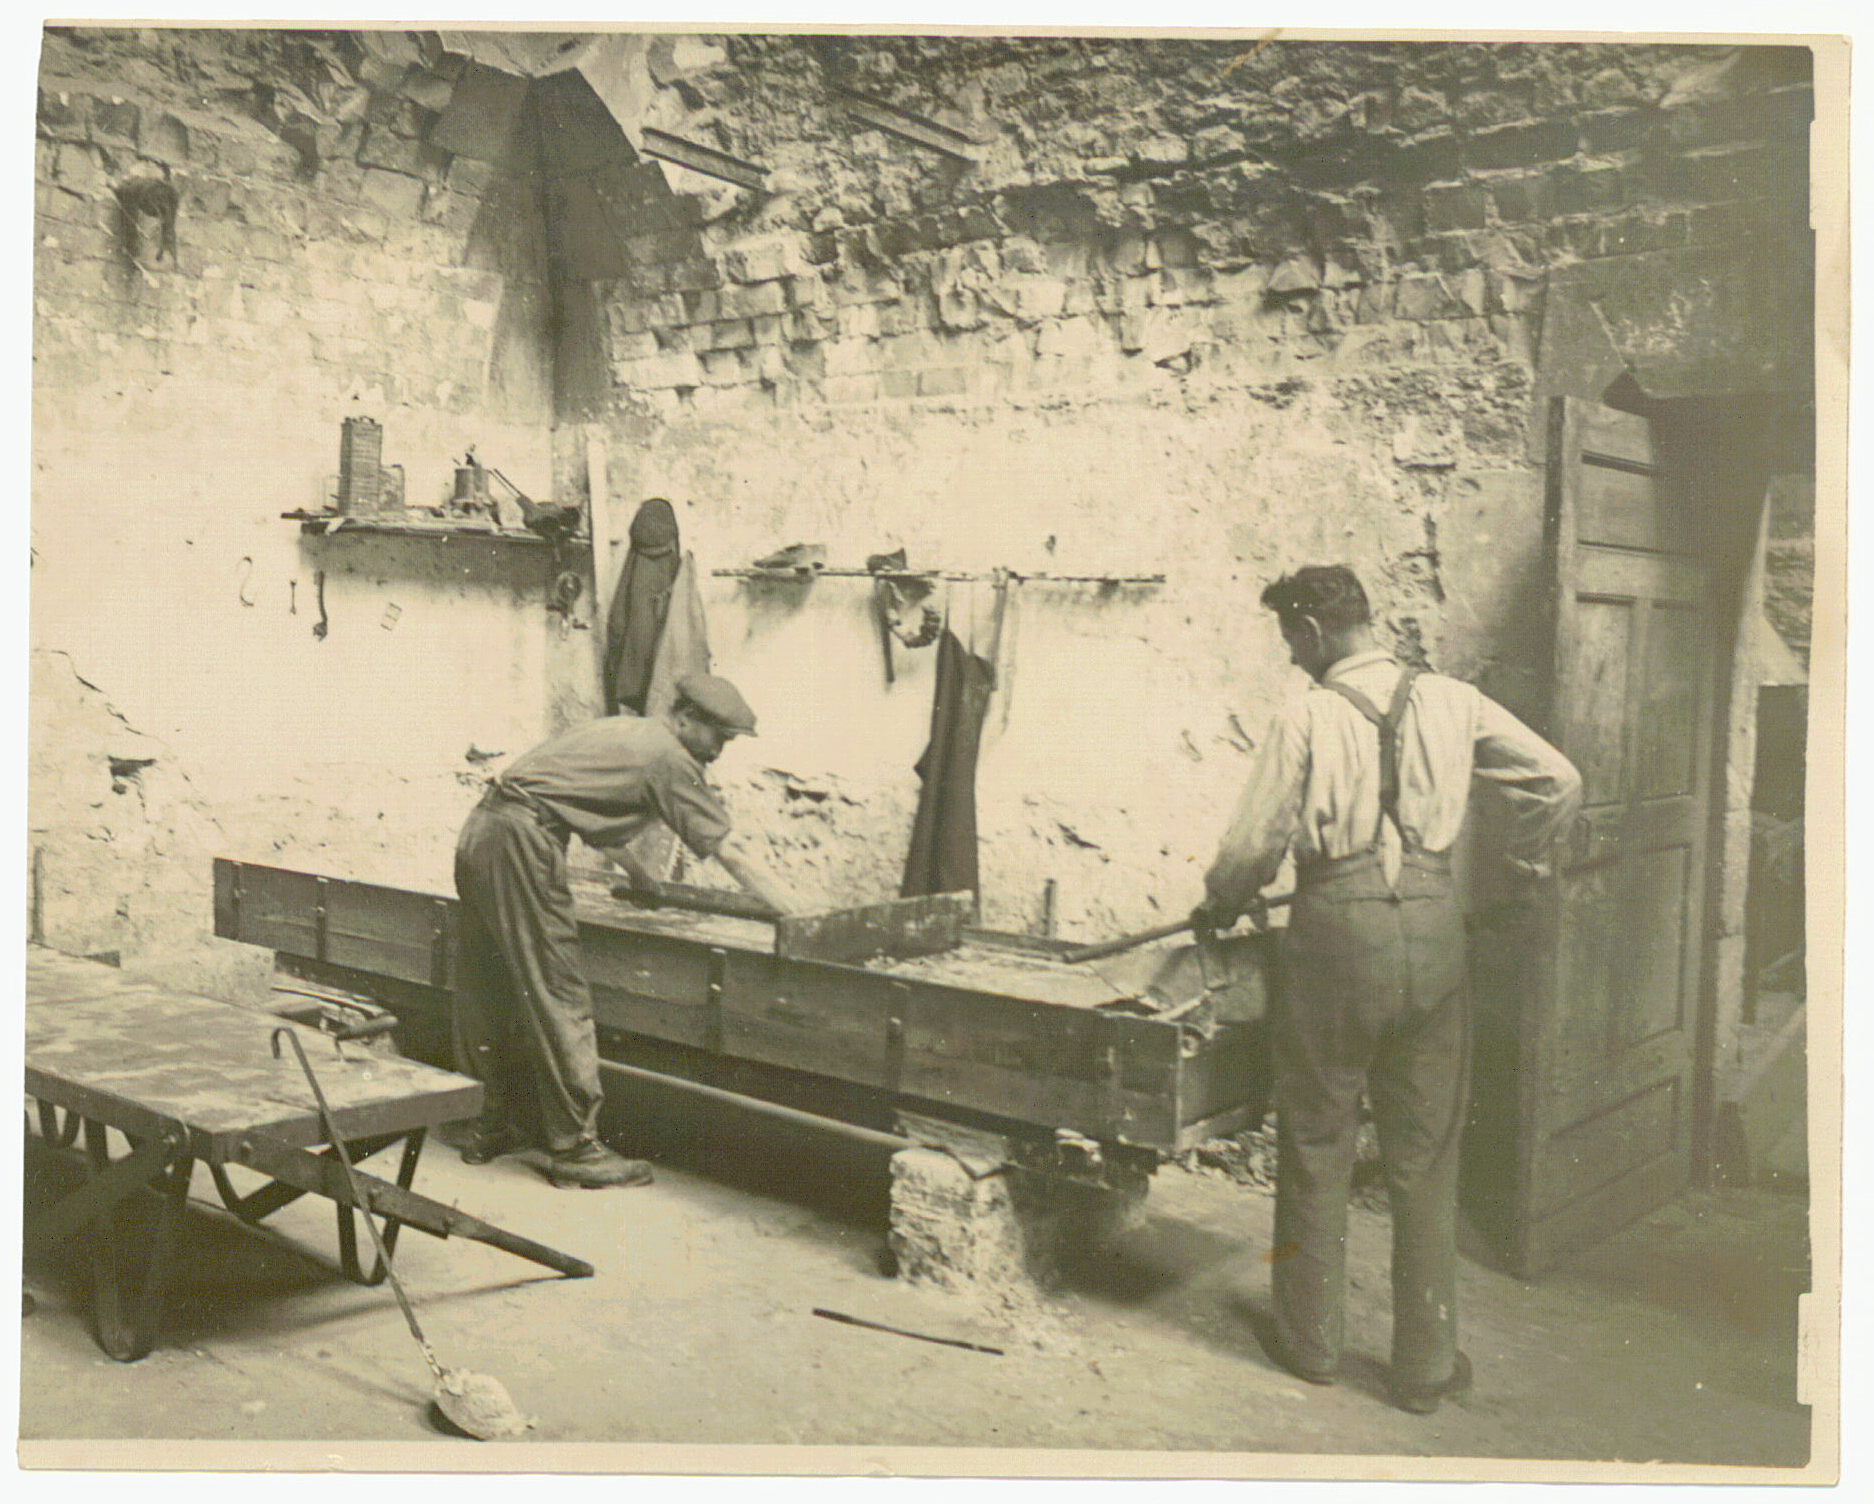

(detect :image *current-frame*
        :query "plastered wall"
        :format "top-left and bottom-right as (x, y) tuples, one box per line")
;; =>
(31, 27), (557, 986)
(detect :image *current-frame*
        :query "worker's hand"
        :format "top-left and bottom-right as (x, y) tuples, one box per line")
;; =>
(1189, 900), (1234, 942)
(1244, 894), (1271, 932)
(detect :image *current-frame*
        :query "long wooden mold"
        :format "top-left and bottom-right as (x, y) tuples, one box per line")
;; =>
(213, 858), (1273, 1154)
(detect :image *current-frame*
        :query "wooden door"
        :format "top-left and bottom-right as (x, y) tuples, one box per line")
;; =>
(1475, 396), (1717, 1276)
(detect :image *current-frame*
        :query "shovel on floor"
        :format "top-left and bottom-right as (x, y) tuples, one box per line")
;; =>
(271, 1026), (533, 1440)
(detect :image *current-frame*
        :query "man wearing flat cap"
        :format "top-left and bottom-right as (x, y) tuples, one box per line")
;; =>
(453, 673), (798, 1188)
(1199, 565), (1580, 1413)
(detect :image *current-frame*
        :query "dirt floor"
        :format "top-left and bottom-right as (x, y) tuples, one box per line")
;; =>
(19, 1099), (1812, 1472)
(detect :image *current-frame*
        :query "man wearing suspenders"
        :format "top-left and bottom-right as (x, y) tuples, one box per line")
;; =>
(1199, 565), (1581, 1413)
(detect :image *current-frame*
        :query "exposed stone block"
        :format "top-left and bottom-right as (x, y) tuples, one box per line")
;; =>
(1649, 143), (1777, 204)
(1393, 132), (1465, 182)
(1154, 229), (1197, 268)
(875, 299), (923, 338)
(1393, 85), (1451, 135)
(706, 317), (755, 350)
(953, 203), (1005, 242)
(821, 337), (875, 377)
(1488, 171), (1554, 223)
(1592, 208), (1689, 257)
(721, 279), (787, 319)
(1008, 275), (1067, 321)
(1191, 123), (1247, 164)
(357, 125), (435, 179)
(1683, 198), (1764, 248)
(786, 308), (834, 342)
(1583, 108), (1666, 155)
(1463, 118), (1581, 171)
(143, 113), (191, 165)
(675, 287), (719, 324)
(822, 373), (878, 404)
(887, 1132), (1151, 1301)
(1395, 272), (1463, 320)
(918, 365), (972, 398)
(783, 340), (825, 380)
(1670, 86), (1815, 153)
(244, 226), (291, 263)
(724, 240), (792, 284)
(627, 348), (703, 389)
(91, 97), (141, 144)
(37, 87), (94, 140)
(936, 287), (985, 331)
(805, 231), (840, 265)
(667, 258), (723, 293)
(1423, 181), (1489, 232)
(53, 143), (102, 194)
(358, 166), (425, 220)
(1155, 266), (1214, 308)
(1551, 161), (1627, 215)
(836, 303), (880, 340)
(1266, 255), (1320, 295)
(697, 348), (747, 383)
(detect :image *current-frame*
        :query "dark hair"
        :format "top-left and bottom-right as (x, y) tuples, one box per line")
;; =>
(1260, 565), (1371, 632)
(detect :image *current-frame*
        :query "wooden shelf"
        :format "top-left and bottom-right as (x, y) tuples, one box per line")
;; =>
(283, 511), (580, 546)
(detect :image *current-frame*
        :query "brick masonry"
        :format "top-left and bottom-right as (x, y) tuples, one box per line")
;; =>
(30, 30), (1819, 1083)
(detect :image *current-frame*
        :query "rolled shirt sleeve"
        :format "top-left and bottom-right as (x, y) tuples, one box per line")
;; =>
(1205, 704), (1310, 914)
(1471, 695), (1584, 880)
(642, 750), (734, 859)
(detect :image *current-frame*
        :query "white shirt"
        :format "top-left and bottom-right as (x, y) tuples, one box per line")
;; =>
(1205, 650), (1583, 901)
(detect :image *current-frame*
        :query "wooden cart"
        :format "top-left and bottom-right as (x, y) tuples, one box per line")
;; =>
(24, 947), (592, 1361)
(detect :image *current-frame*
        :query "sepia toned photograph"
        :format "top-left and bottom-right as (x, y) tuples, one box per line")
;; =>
(19, 16), (1843, 1481)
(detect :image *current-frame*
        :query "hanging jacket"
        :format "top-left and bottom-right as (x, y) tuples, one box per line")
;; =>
(644, 551), (713, 719)
(901, 628), (997, 898)
(603, 499), (681, 715)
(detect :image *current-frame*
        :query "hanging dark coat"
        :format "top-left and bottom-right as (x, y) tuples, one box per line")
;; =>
(901, 628), (997, 898)
(603, 499), (681, 716)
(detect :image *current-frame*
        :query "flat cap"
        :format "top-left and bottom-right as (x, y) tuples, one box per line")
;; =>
(676, 672), (758, 735)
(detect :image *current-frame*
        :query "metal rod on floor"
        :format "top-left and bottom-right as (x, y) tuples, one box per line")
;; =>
(596, 1059), (913, 1153)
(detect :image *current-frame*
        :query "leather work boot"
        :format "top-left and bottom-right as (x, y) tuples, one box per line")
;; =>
(1391, 1351), (1474, 1415)
(459, 1121), (529, 1166)
(546, 1140), (654, 1189)
(1264, 1336), (1337, 1388)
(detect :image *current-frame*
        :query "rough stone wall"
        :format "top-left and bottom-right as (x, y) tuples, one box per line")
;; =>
(31, 27), (559, 982)
(29, 29), (1817, 1007)
(563, 36), (1813, 938)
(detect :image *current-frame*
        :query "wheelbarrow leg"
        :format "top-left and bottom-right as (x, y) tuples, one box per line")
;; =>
(36, 1099), (81, 1149)
(335, 1129), (425, 1285)
(83, 1119), (195, 1363)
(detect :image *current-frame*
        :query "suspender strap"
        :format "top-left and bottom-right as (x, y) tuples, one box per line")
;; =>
(1321, 667), (1421, 848)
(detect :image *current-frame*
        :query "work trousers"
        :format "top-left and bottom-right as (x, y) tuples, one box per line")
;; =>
(1272, 849), (1471, 1389)
(452, 792), (605, 1153)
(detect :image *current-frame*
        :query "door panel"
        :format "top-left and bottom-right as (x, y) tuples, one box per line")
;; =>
(1492, 396), (1714, 1275)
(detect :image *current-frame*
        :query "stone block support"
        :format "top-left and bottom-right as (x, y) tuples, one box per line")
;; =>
(887, 1112), (1153, 1303)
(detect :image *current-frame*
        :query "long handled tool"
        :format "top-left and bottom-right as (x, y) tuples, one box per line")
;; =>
(272, 1027), (533, 1440)
(1062, 893), (1294, 965)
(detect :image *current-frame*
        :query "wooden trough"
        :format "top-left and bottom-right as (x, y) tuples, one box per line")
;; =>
(212, 858), (1274, 1156)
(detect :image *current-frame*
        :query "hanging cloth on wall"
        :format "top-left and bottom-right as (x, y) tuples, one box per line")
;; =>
(644, 552), (713, 719)
(900, 575), (1011, 901)
(602, 498), (681, 716)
